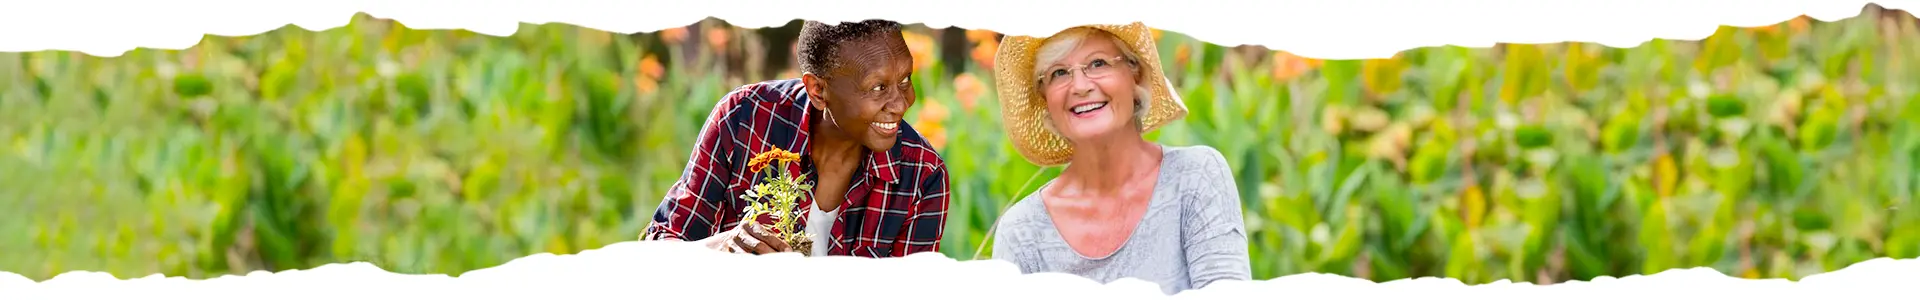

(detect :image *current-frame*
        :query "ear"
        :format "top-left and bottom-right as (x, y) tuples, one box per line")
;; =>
(801, 72), (830, 111)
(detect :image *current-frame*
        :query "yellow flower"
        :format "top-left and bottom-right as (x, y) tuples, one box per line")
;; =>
(1461, 184), (1487, 229)
(1654, 154), (1679, 198)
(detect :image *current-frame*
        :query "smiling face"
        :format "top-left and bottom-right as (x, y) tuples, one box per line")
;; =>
(1035, 30), (1144, 145)
(804, 33), (918, 153)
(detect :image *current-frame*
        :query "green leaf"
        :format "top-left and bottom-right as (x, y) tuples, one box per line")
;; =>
(1706, 95), (1747, 119)
(173, 73), (213, 98)
(1640, 197), (1674, 274)
(1409, 141), (1449, 185)
(1322, 60), (1364, 105)
(1694, 26), (1743, 75)
(1515, 125), (1553, 149)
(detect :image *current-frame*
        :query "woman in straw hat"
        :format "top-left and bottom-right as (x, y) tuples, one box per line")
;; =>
(987, 22), (1251, 295)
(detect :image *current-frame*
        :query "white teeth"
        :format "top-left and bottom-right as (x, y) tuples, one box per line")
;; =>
(1071, 102), (1108, 114)
(873, 122), (897, 130)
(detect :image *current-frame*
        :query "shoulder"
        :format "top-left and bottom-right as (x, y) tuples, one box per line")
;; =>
(1157, 145), (1241, 207)
(704, 78), (808, 129)
(993, 190), (1053, 238)
(1159, 144), (1232, 178)
(1001, 191), (1049, 223)
(715, 78), (807, 115)
(727, 78), (806, 103)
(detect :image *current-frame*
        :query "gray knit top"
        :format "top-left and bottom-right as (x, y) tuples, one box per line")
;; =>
(990, 144), (1253, 295)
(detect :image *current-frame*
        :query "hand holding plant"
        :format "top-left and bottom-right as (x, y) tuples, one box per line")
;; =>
(738, 148), (819, 256)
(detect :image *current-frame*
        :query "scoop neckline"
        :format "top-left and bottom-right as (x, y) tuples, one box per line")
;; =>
(1034, 145), (1173, 261)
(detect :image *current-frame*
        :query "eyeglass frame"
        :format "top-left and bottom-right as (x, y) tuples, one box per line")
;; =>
(1035, 55), (1140, 92)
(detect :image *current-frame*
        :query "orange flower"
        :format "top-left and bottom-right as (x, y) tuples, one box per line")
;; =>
(971, 39), (999, 70)
(916, 98), (951, 149)
(706, 27), (730, 50)
(1271, 51), (1321, 82)
(966, 29), (998, 44)
(903, 30), (936, 70)
(953, 73), (985, 110)
(635, 76), (659, 95)
(661, 27), (689, 45)
(1788, 15), (1811, 34)
(748, 148), (802, 174)
(636, 54), (664, 94)
(639, 55), (665, 79)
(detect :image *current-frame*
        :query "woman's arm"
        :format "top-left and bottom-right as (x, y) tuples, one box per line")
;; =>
(642, 89), (745, 242)
(1179, 147), (1254, 289)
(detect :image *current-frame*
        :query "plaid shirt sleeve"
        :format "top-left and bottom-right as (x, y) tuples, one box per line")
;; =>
(643, 89), (744, 242)
(897, 158), (951, 256)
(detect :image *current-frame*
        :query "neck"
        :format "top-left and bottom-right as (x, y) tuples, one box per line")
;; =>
(810, 115), (865, 167)
(1058, 132), (1161, 194)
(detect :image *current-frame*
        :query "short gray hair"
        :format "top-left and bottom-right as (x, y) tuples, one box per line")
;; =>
(1030, 27), (1154, 138)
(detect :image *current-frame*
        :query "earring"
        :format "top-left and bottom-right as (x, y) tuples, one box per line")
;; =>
(824, 108), (843, 129)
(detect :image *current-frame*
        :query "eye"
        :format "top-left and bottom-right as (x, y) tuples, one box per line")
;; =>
(1089, 58), (1111, 68)
(871, 84), (885, 92)
(1048, 68), (1070, 79)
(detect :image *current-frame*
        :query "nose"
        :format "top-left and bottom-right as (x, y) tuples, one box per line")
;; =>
(1069, 72), (1098, 98)
(887, 84), (911, 113)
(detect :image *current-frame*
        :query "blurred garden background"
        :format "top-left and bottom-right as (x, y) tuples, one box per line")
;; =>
(5, 4), (1920, 285)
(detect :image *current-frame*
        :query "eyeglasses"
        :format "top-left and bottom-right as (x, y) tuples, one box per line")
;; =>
(1037, 56), (1133, 91)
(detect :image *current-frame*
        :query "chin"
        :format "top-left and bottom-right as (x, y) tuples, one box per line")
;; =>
(861, 140), (893, 152)
(1063, 123), (1127, 141)
(861, 133), (898, 152)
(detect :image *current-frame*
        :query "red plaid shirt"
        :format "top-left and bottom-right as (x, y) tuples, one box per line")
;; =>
(644, 78), (951, 258)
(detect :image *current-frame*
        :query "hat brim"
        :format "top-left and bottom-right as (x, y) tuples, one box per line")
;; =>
(993, 22), (1188, 167)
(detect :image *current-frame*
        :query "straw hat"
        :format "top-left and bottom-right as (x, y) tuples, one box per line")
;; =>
(993, 22), (1187, 166)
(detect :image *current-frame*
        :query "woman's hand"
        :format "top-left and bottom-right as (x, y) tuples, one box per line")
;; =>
(701, 220), (792, 254)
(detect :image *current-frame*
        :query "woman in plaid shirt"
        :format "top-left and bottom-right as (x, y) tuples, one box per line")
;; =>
(643, 20), (952, 258)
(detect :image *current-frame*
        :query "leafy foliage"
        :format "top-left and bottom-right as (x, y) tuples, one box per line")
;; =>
(4, 7), (1919, 286)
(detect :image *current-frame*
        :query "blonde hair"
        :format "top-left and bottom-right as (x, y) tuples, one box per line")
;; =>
(1030, 27), (1154, 137)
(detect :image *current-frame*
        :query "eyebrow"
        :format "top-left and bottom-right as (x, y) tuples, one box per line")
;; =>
(1057, 51), (1121, 67)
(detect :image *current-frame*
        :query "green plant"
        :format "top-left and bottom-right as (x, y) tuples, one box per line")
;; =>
(740, 148), (816, 255)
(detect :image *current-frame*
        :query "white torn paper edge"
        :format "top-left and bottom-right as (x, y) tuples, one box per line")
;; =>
(0, 0), (1915, 58)
(4, 0), (1920, 298)
(0, 241), (1914, 299)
